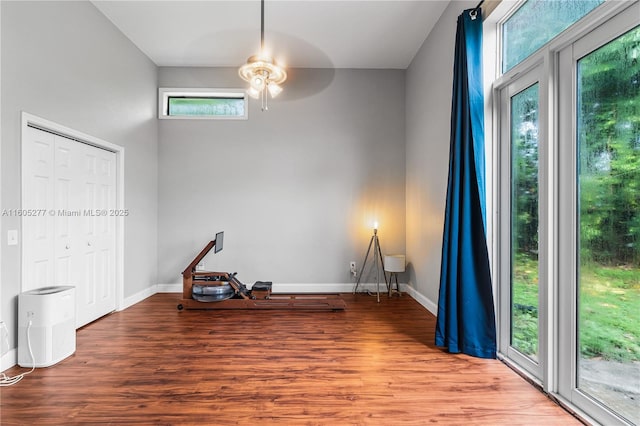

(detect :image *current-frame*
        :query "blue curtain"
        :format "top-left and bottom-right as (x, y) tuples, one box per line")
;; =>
(435, 8), (496, 359)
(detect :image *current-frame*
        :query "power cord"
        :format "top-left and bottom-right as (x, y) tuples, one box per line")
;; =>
(0, 320), (35, 386)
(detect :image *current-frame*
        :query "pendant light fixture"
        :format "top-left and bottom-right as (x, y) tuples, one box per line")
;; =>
(238, 0), (287, 111)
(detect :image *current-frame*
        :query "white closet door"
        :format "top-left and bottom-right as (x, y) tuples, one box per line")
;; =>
(22, 127), (56, 291)
(53, 135), (82, 292)
(23, 126), (116, 328)
(77, 143), (116, 327)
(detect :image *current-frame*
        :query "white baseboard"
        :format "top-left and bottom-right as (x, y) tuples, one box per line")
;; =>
(1, 348), (17, 373)
(157, 283), (181, 293)
(403, 282), (438, 316)
(121, 285), (157, 310)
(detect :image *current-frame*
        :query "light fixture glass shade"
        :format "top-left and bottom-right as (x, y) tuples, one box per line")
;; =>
(247, 86), (261, 99)
(267, 82), (283, 97)
(250, 75), (265, 91)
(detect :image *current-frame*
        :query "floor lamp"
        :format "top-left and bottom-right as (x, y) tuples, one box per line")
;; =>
(353, 225), (388, 303)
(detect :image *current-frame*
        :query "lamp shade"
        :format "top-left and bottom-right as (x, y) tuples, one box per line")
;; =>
(384, 255), (406, 273)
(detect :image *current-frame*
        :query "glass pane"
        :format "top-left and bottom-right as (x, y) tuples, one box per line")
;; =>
(503, 0), (604, 73)
(577, 26), (640, 424)
(168, 97), (245, 117)
(510, 83), (540, 361)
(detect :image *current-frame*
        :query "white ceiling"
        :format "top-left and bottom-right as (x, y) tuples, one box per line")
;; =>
(91, 1), (451, 69)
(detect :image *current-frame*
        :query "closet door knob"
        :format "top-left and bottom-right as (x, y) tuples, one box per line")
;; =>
(87, 242), (92, 247)
(65, 245), (70, 250)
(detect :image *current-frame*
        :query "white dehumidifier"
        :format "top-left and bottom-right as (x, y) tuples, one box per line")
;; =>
(18, 286), (76, 368)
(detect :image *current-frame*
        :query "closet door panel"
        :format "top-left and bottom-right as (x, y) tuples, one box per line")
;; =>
(22, 127), (56, 291)
(53, 135), (82, 291)
(76, 143), (116, 326)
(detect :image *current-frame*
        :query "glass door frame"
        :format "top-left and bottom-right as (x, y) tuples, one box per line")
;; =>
(497, 62), (549, 384)
(557, 3), (640, 424)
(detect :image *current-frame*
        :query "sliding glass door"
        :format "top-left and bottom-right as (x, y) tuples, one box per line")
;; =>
(493, 1), (638, 423)
(558, 7), (639, 424)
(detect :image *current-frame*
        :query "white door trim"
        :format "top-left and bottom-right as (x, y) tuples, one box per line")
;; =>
(21, 112), (125, 314)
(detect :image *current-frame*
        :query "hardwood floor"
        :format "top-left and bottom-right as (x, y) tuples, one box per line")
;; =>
(1, 293), (579, 425)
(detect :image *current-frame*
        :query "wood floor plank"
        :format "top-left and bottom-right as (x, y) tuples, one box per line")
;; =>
(0, 293), (579, 425)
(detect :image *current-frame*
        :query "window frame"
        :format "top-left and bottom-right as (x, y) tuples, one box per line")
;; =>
(158, 88), (248, 120)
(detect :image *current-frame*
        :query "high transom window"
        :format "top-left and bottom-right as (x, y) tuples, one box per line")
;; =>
(501, 0), (604, 72)
(159, 88), (248, 120)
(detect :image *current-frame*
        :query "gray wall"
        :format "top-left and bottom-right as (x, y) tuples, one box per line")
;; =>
(1, 1), (158, 354)
(405, 0), (475, 309)
(158, 67), (406, 287)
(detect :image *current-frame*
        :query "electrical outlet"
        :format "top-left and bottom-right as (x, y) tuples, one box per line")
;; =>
(350, 261), (357, 274)
(7, 230), (18, 246)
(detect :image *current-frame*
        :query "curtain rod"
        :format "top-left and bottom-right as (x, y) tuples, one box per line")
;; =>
(470, 0), (484, 20)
